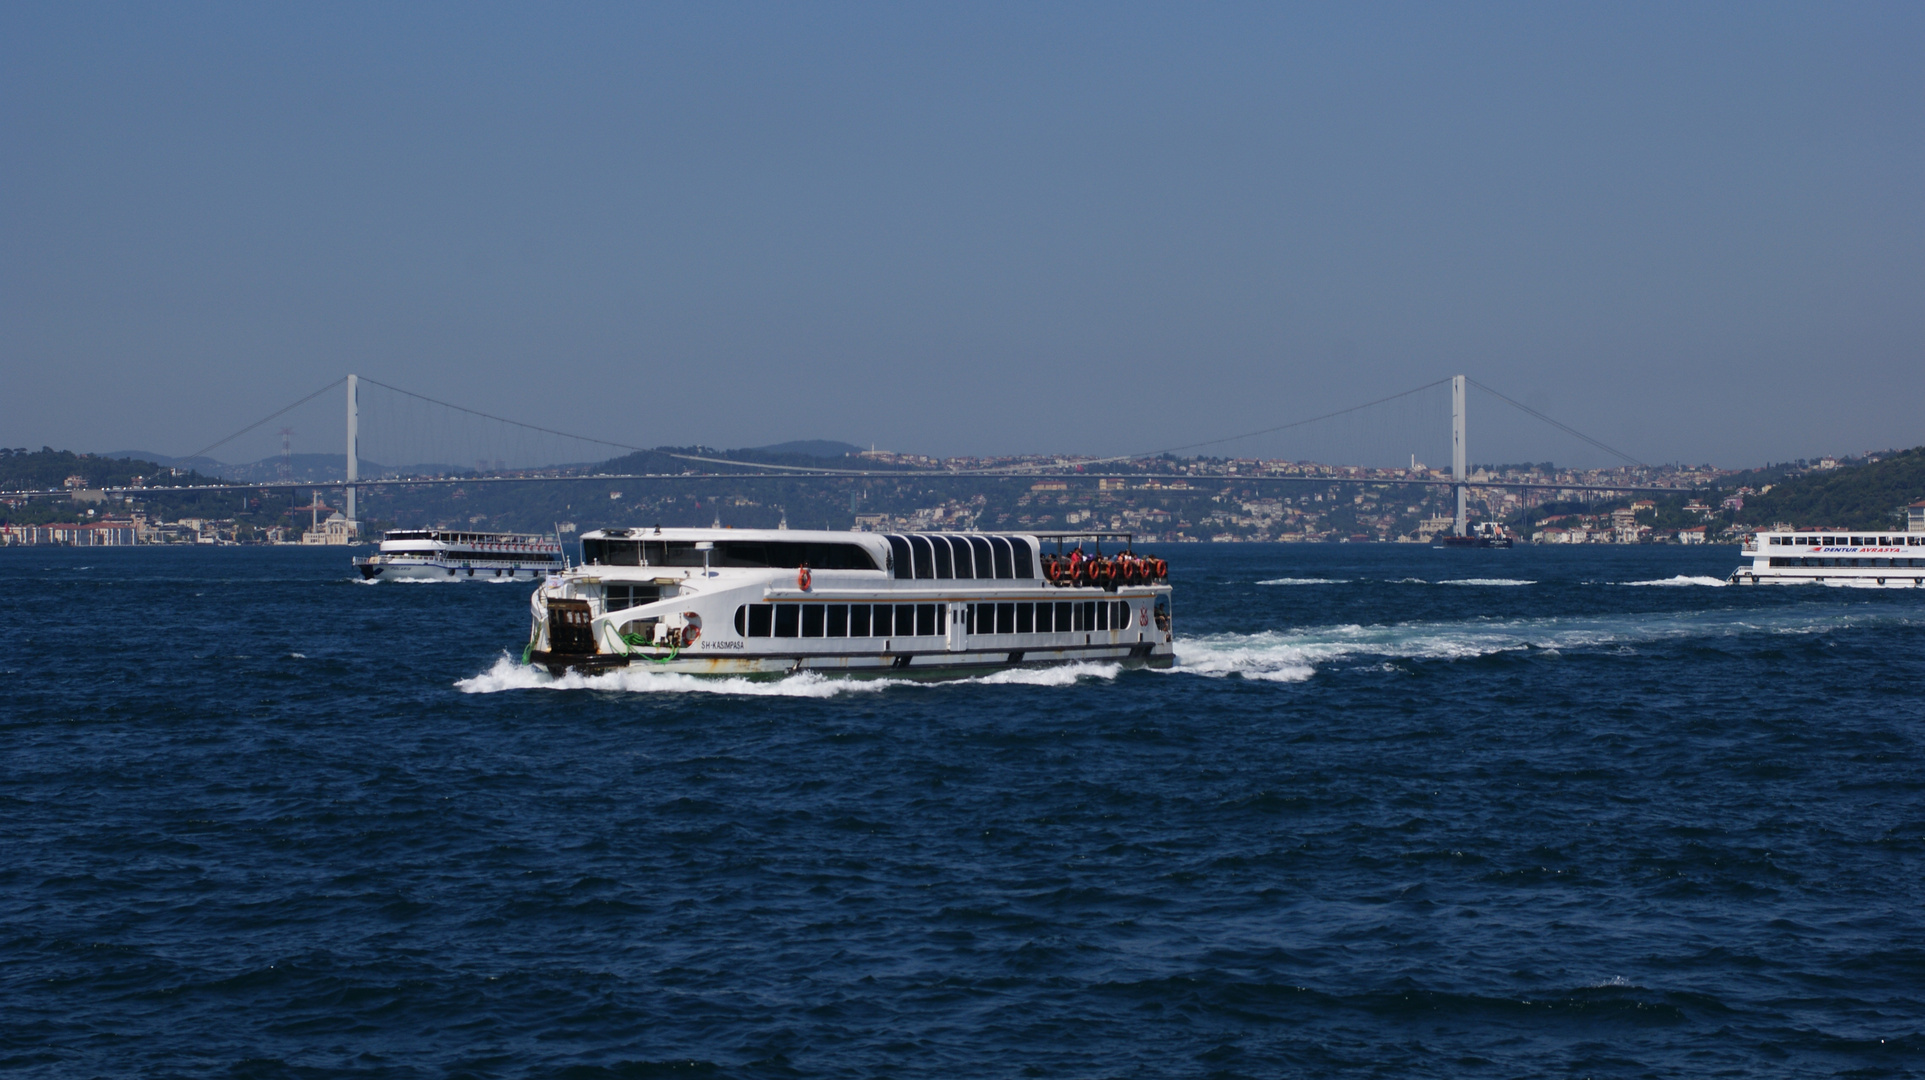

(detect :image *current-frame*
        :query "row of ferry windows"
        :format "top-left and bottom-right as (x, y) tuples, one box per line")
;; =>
(1769, 535), (1921, 546)
(733, 600), (1134, 639)
(1767, 557), (1925, 568)
(885, 534), (1034, 581)
(582, 538), (879, 570)
(390, 531), (550, 546)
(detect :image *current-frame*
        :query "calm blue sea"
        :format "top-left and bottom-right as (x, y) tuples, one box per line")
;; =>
(3, 544), (1922, 1078)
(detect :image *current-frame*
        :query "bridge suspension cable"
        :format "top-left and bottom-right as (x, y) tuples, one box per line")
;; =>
(181, 377), (346, 464)
(1467, 378), (1643, 467)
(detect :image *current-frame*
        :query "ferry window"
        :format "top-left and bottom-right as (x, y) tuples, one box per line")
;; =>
(1769, 537), (1781, 545)
(988, 602), (1008, 634)
(1035, 602), (1053, 633)
(990, 536), (1014, 579)
(748, 604), (773, 637)
(1011, 539), (1034, 579)
(948, 536), (974, 579)
(850, 604), (871, 637)
(1056, 602), (1072, 632)
(734, 606), (746, 635)
(1096, 601), (1109, 631)
(931, 535), (953, 578)
(968, 537), (994, 579)
(827, 604), (849, 636)
(898, 604), (917, 636)
(802, 605), (825, 637)
(916, 604), (939, 636)
(708, 541), (879, 571)
(1016, 602), (1034, 634)
(774, 604), (800, 637)
(1116, 601), (1130, 627)
(887, 535), (913, 580)
(909, 535), (934, 579)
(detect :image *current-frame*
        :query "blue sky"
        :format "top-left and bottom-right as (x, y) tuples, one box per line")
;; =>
(3, 3), (1919, 467)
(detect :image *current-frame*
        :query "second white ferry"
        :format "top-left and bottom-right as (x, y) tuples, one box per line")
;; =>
(1731, 529), (1925, 587)
(355, 529), (565, 580)
(522, 528), (1175, 677)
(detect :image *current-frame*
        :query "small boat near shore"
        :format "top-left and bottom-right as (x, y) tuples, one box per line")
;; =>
(1730, 529), (1925, 587)
(522, 528), (1176, 678)
(355, 529), (564, 580)
(1435, 522), (1514, 549)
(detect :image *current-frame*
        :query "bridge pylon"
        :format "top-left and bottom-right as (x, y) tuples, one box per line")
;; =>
(1451, 374), (1467, 537)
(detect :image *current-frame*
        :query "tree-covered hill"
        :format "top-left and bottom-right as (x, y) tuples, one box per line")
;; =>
(1733, 446), (1925, 530)
(0, 448), (218, 490)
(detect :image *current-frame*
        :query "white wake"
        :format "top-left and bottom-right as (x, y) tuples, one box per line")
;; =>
(1174, 606), (1887, 682)
(456, 655), (1122, 697)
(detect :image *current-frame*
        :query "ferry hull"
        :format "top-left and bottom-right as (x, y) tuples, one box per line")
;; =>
(1730, 572), (1925, 588)
(529, 643), (1175, 679)
(357, 558), (553, 581)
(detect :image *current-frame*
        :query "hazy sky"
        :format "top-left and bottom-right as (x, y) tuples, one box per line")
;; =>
(3, 3), (1919, 468)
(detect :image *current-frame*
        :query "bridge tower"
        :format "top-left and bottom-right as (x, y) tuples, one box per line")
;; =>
(346, 374), (358, 534)
(1451, 374), (1467, 537)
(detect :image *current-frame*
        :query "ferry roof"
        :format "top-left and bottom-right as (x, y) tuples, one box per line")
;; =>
(583, 527), (895, 559)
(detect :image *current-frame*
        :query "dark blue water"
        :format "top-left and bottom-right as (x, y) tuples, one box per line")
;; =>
(5, 545), (1922, 1078)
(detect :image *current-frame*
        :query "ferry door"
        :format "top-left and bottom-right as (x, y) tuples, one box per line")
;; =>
(946, 602), (967, 651)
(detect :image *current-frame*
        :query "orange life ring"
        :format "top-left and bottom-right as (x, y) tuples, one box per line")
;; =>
(1088, 559), (1110, 586)
(1046, 559), (1063, 583)
(797, 565), (812, 591)
(1152, 558), (1167, 579)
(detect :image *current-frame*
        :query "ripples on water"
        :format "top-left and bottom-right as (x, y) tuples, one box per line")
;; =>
(3, 545), (1921, 1078)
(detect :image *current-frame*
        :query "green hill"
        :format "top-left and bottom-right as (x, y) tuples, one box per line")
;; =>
(0, 447), (194, 490)
(1732, 447), (1925, 530)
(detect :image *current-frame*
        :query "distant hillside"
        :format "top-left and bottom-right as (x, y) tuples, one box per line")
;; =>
(0, 447), (184, 490)
(742, 440), (863, 458)
(1733, 447), (1925, 529)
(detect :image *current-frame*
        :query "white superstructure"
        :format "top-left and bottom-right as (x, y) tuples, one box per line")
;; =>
(1730, 529), (1925, 587)
(355, 529), (564, 580)
(523, 528), (1176, 677)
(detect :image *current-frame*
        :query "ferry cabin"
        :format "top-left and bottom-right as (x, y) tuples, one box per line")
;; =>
(525, 528), (1176, 677)
(1732, 529), (1925, 587)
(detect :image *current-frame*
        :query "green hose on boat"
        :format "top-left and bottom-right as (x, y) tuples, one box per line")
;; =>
(621, 632), (678, 663)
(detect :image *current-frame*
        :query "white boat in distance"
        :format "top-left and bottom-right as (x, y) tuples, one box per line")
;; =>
(523, 528), (1176, 677)
(355, 529), (565, 581)
(1731, 528), (1925, 587)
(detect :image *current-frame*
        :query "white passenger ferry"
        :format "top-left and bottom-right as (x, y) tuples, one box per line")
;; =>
(1731, 529), (1925, 587)
(522, 528), (1175, 677)
(354, 529), (564, 581)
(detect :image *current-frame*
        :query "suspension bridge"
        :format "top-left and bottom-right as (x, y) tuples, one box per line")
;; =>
(8, 374), (1696, 538)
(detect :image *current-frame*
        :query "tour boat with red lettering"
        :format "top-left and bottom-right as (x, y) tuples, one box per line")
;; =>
(1731, 529), (1925, 587)
(522, 528), (1176, 677)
